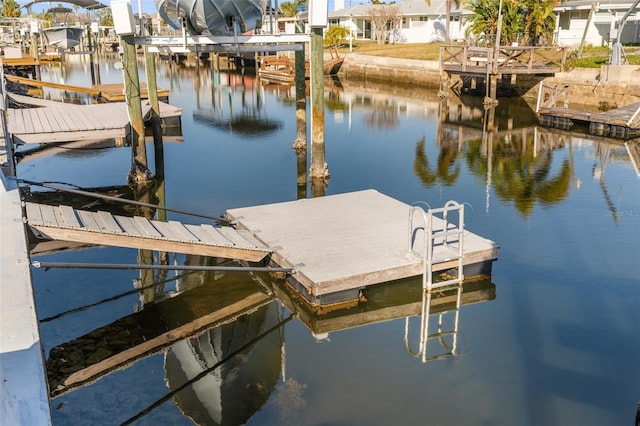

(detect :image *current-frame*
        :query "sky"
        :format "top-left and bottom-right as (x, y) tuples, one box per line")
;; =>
(21, 0), (370, 15)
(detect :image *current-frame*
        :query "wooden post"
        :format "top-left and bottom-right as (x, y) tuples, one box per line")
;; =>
(87, 26), (96, 85)
(120, 33), (150, 184)
(309, 27), (329, 181)
(144, 46), (163, 165)
(30, 32), (38, 60)
(30, 32), (40, 80)
(292, 46), (306, 151)
(296, 143), (307, 199)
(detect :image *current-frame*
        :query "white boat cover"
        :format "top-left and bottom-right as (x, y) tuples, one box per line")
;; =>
(155, 0), (268, 35)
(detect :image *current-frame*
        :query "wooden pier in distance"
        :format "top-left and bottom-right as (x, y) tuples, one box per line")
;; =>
(228, 190), (499, 307)
(536, 82), (640, 139)
(439, 44), (567, 102)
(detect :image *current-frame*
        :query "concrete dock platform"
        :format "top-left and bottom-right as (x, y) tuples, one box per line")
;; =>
(227, 189), (499, 306)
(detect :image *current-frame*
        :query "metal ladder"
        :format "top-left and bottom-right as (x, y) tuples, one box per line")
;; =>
(408, 200), (465, 291)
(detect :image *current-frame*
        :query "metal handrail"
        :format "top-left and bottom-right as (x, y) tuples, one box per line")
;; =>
(408, 200), (465, 290)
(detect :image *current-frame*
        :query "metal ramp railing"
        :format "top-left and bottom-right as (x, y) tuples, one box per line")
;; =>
(408, 200), (465, 290)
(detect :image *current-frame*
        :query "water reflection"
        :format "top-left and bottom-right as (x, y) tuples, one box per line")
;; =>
(45, 256), (285, 425)
(267, 273), (495, 363)
(414, 136), (461, 187)
(23, 57), (640, 425)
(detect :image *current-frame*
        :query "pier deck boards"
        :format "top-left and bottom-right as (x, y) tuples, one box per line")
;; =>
(6, 94), (182, 144)
(3, 75), (169, 101)
(25, 202), (272, 262)
(227, 190), (499, 305)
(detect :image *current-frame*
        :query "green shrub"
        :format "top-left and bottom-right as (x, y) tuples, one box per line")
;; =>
(324, 26), (350, 48)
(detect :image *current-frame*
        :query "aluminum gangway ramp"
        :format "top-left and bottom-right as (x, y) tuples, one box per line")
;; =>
(24, 202), (272, 262)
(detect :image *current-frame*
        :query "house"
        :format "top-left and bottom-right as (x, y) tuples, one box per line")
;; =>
(328, 0), (471, 44)
(553, 0), (640, 47)
(263, 0), (638, 48)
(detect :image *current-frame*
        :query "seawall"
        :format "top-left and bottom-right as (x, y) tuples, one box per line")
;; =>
(338, 54), (640, 109)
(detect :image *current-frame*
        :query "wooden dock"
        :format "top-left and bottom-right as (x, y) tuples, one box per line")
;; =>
(439, 44), (567, 101)
(6, 93), (181, 144)
(25, 202), (272, 262)
(227, 190), (499, 306)
(258, 55), (309, 82)
(3, 75), (170, 102)
(536, 83), (640, 138)
(440, 45), (567, 77)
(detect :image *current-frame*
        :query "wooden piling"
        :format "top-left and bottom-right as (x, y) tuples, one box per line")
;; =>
(87, 26), (96, 85)
(293, 46), (306, 151)
(144, 47), (163, 147)
(119, 34), (150, 184)
(309, 27), (329, 181)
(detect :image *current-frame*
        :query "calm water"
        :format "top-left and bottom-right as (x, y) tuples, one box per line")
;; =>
(18, 53), (639, 425)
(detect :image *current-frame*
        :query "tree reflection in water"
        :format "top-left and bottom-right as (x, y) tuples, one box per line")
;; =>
(413, 136), (461, 188)
(465, 133), (572, 216)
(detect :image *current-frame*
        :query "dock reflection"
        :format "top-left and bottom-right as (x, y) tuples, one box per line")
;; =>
(265, 273), (496, 363)
(45, 259), (276, 397)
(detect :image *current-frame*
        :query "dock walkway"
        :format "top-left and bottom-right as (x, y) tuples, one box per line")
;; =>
(6, 93), (182, 144)
(3, 75), (170, 102)
(228, 190), (499, 306)
(25, 202), (272, 262)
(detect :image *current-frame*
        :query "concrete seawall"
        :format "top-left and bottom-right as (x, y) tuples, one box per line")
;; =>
(338, 54), (640, 108)
(0, 172), (52, 425)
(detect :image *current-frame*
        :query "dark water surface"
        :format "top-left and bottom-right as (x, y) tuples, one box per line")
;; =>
(19, 53), (639, 425)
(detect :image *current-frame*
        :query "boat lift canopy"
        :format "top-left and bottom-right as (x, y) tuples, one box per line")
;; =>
(22, 0), (108, 10)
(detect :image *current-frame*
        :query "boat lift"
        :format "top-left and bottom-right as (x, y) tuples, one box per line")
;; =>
(609, 0), (640, 65)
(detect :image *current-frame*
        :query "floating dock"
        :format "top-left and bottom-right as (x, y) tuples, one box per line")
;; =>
(24, 190), (499, 308)
(536, 82), (640, 138)
(228, 190), (499, 306)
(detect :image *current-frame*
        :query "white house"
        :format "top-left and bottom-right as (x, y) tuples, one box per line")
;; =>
(554, 0), (640, 47)
(328, 0), (470, 44)
(266, 0), (639, 48)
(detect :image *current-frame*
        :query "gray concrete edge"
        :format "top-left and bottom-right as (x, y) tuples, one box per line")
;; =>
(0, 171), (52, 425)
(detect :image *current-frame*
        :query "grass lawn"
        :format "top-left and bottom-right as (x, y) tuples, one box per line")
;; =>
(337, 41), (640, 67)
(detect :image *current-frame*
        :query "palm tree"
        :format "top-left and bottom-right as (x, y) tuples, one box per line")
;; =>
(2, 0), (22, 18)
(465, 0), (499, 45)
(465, 0), (557, 46)
(279, 1), (299, 17)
